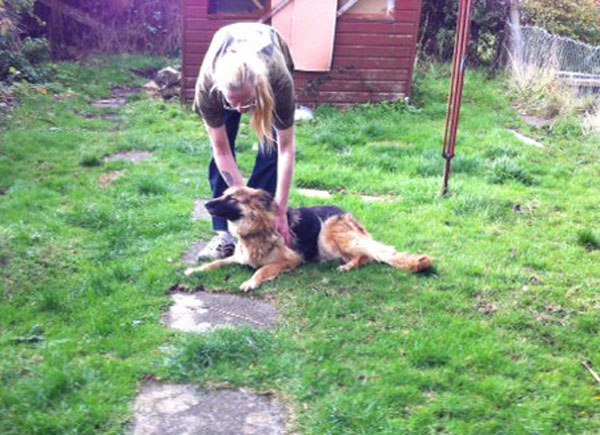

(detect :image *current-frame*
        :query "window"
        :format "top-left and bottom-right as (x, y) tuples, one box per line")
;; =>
(208, 0), (267, 15)
(338, 0), (395, 16)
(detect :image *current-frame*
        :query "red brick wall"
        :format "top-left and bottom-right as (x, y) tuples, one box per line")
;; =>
(181, 0), (423, 108)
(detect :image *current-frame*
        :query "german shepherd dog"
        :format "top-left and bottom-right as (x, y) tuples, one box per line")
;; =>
(185, 186), (432, 291)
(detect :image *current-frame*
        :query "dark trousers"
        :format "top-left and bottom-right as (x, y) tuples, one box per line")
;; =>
(209, 110), (278, 231)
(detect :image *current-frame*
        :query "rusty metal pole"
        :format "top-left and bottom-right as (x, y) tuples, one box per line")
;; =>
(441, 0), (475, 196)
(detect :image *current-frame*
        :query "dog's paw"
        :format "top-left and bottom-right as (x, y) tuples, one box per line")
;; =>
(184, 264), (209, 277)
(239, 279), (257, 292)
(338, 264), (351, 273)
(411, 255), (433, 273)
(184, 267), (198, 277)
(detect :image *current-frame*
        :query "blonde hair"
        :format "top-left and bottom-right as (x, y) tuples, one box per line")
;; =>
(213, 51), (275, 150)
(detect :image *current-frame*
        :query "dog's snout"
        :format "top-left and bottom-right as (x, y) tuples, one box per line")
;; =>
(205, 199), (218, 212)
(203, 196), (242, 221)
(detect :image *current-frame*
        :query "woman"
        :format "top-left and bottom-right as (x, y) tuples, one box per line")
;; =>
(193, 22), (296, 260)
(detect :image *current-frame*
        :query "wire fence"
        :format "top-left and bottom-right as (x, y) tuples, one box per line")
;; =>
(518, 25), (600, 91)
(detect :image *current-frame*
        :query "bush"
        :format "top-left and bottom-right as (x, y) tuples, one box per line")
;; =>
(0, 0), (49, 83)
(419, 0), (509, 68)
(520, 0), (600, 45)
(33, 0), (181, 57)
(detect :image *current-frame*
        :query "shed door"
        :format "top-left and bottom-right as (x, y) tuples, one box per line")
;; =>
(272, 0), (338, 72)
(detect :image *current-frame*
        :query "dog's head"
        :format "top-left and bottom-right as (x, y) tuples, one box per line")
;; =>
(205, 186), (277, 235)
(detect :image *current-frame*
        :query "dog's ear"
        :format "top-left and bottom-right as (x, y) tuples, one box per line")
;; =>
(250, 189), (275, 211)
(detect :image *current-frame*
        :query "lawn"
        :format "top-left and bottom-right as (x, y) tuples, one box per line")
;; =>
(1, 55), (599, 434)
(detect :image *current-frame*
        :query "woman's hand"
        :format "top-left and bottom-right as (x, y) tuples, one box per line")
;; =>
(275, 208), (293, 247)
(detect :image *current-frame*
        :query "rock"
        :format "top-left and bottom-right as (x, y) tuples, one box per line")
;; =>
(294, 105), (314, 124)
(159, 85), (181, 100)
(143, 81), (161, 98)
(155, 67), (181, 88)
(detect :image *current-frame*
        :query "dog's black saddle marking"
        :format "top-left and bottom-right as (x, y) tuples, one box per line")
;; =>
(288, 206), (345, 262)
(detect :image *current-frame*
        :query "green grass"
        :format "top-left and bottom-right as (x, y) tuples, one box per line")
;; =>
(1, 56), (600, 434)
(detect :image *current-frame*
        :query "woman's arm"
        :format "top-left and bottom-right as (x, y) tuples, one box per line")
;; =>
(206, 123), (245, 187)
(274, 125), (295, 246)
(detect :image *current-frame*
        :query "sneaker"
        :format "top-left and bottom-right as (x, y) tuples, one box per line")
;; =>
(196, 231), (235, 261)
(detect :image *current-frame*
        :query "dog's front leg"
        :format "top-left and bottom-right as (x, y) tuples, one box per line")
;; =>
(184, 257), (239, 277)
(239, 262), (295, 292)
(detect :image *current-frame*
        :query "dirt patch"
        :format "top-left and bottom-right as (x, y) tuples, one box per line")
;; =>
(0, 89), (18, 115)
(476, 301), (497, 315)
(132, 382), (288, 435)
(99, 170), (127, 189)
(105, 151), (152, 163)
(0, 255), (9, 268)
(79, 112), (122, 123)
(163, 291), (278, 333)
(192, 199), (212, 221)
(520, 114), (552, 128)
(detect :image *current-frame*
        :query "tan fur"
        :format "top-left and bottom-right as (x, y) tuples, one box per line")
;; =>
(185, 187), (432, 291)
(319, 215), (432, 274)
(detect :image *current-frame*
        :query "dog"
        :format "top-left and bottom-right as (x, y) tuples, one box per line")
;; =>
(185, 186), (432, 291)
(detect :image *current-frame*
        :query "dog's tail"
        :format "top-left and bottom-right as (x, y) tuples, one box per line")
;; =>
(352, 237), (431, 273)
(346, 221), (432, 273)
(325, 214), (432, 273)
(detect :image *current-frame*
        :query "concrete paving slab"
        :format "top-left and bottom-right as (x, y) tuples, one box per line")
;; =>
(163, 292), (278, 333)
(297, 188), (331, 199)
(359, 194), (392, 203)
(193, 199), (212, 221)
(508, 129), (545, 149)
(132, 382), (287, 435)
(105, 151), (153, 163)
(92, 98), (127, 109)
(112, 86), (142, 98)
(183, 241), (209, 265)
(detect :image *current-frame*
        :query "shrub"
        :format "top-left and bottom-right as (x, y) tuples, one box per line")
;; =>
(577, 229), (600, 251)
(520, 0), (600, 45)
(419, 0), (510, 67)
(488, 156), (535, 185)
(0, 0), (49, 83)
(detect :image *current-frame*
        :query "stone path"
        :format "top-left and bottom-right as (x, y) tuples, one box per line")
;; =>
(92, 97), (127, 109)
(182, 241), (209, 266)
(298, 187), (392, 203)
(86, 89), (288, 432)
(192, 199), (212, 221)
(163, 291), (278, 333)
(297, 187), (332, 199)
(132, 382), (287, 435)
(508, 129), (545, 149)
(112, 86), (142, 98)
(105, 151), (153, 163)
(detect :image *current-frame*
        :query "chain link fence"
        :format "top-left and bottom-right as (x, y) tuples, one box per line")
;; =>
(518, 25), (600, 93)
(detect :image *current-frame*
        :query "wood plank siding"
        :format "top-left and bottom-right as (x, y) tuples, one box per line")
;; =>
(181, 0), (423, 107)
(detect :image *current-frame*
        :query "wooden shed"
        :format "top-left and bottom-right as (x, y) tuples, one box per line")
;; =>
(181, 0), (423, 108)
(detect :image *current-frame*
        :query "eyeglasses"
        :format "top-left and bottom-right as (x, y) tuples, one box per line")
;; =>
(223, 97), (257, 111)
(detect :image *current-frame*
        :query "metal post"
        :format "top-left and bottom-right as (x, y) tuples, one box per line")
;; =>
(441, 0), (475, 196)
